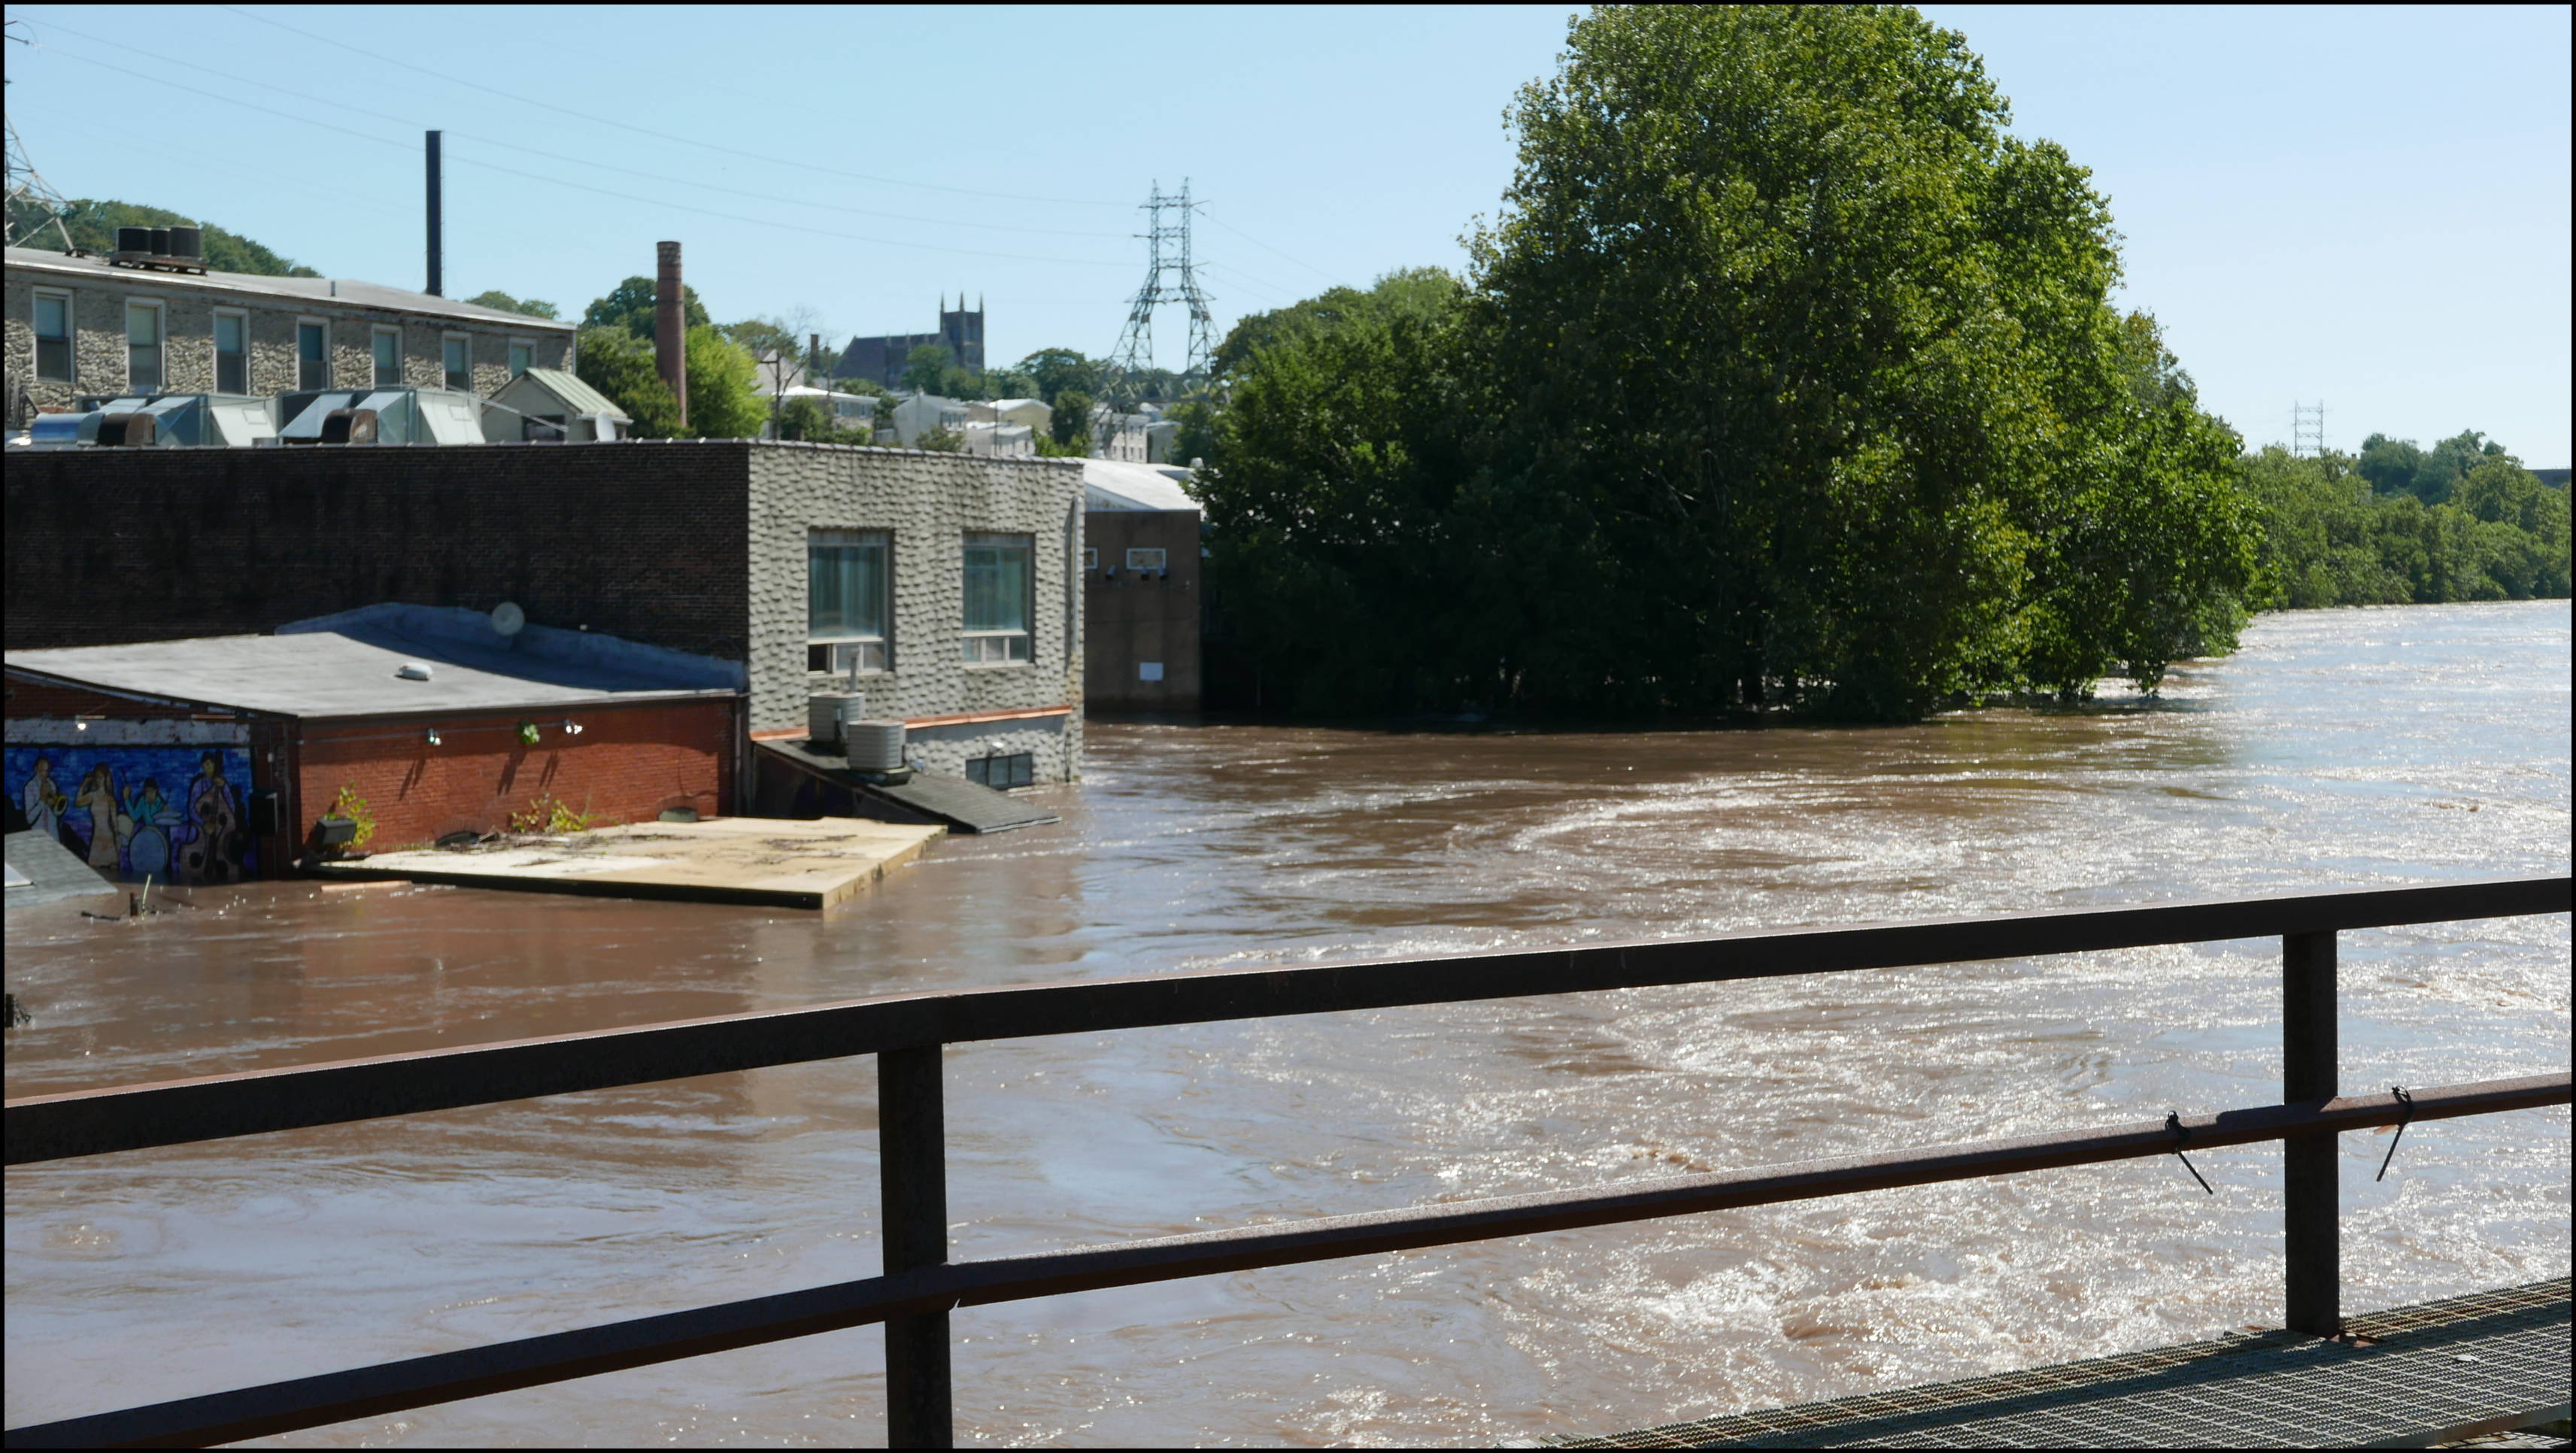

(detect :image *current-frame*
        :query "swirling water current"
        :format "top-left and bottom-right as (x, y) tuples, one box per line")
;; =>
(5, 599), (2568, 1446)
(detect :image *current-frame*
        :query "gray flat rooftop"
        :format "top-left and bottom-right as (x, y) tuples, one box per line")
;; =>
(1534, 1279), (2571, 1449)
(5, 248), (576, 332)
(7, 605), (739, 720)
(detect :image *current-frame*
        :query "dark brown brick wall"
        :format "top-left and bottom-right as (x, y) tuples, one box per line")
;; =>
(1083, 509), (1200, 710)
(5, 442), (754, 657)
(4, 678), (215, 720)
(296, 698), (736, 851)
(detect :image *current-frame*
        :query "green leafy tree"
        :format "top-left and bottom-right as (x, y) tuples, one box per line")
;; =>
(574, 327), (680, 438)
(778, 394), (870, 444)
(1203, 5), (2264, 720)
(915, 424), (966, 453)
(1049, 389), (1094, 447)
(684, 326), (766, 440)
(903, 344), (957, 394)
(583, 276), (709, 341)
(44, 199), (320, 276)
(1015, 348), (1103, 406)
(721, 315), (800, 364)
(2238, 443), (2566, 605)
(465, 290), (560, 320)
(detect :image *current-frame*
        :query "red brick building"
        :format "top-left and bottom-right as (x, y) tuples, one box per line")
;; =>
(5, 605), (742, 880)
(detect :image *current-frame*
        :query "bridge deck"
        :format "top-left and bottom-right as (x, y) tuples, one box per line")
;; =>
(1537, 1279), (2571, 1449)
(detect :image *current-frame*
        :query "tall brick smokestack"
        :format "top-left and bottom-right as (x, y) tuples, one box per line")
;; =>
(656, 241), (687, 430)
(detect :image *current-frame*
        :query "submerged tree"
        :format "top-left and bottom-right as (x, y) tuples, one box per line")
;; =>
(1203, 4), (2262, 719)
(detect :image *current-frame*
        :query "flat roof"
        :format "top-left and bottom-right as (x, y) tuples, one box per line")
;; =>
(1083, 457), (1201, 513)
(5, 247), (578, 332)
(5, 607), (739, 719)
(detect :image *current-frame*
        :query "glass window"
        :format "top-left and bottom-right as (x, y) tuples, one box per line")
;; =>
(298, 321), (329, 389)
(443, 335), (471, 392)
(125, 302), (162, 393)
(214, 313), (247, 394)
(508, 341), (532, 378)
(966, 753), (1033, 789)
(1082, 548), (1098, 571)
(808, 529), (891, 674)
(33, 292), (71, 381)
(962, 531), (1033, 664)
(372, 328), (401, 387)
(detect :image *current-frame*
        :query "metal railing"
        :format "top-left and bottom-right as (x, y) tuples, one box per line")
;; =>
(5, 874), (2568, 1448)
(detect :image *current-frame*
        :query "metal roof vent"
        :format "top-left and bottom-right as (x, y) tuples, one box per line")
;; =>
(395, 662), (434, 681)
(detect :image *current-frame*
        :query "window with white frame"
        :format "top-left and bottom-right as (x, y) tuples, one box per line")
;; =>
(214, 311), (248, 394)
(372, 326), (402, 387)
(1082, 548), (1098, 571)
(32, 290), (72, 381)
(961, 532), (1033, 664)
(508, 340), (532, 378)
(1125, 548), (1167, 572)
(125, 301), (163, 393)
(442, 334), (472, 392)
(808, 529), (891, 675)
(297, 320), (329, 389)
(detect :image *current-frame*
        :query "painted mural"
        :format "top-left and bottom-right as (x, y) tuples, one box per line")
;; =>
(5, 745), (256, 882)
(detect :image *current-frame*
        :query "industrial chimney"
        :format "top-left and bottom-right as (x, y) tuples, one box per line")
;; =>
(424, 130), (443, 296)
(656, 241), (687, 429)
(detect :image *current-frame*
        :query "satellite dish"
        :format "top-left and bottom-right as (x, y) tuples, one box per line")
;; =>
(490, 601), (526, 638)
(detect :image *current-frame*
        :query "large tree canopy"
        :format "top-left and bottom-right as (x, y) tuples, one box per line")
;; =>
(1200, 4), (2262, 719)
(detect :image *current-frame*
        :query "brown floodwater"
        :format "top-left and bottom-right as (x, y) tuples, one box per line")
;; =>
(5, 600), (2568, 1447)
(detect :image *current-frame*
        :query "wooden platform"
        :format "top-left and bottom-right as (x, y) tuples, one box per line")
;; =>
(1533, 1279), (2571, 1448)
(312, 816), (942, 909)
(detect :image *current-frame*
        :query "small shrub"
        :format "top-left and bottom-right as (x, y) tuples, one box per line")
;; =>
(507, 794), (599, 835)
(329, 783), (377, 849)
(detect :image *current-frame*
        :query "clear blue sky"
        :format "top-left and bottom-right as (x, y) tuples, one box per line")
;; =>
(9, 5), (2568, 463)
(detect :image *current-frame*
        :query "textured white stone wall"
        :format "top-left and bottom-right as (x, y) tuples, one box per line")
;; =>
(5, 264), (570, 414)
(747, 442), (1086, 782)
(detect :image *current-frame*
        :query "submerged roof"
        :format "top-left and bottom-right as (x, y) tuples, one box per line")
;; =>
(1082, 457), (1200, 513)
(4, 248), (578, 332)
(5, 605), (741, 719)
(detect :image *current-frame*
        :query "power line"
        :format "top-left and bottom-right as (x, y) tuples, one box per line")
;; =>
(1202, 212), (1343, 287)
(28, 20), (1132, 243)
(27, 43), (1135, 269)
(216, 4), (1130, 211)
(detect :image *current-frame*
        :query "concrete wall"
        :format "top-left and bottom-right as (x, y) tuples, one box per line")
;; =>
(5, 258), (572, 416)
(4, 442), (752, 658)
(1083, 509), (1201, 711)
(746, 443), (1085, 782)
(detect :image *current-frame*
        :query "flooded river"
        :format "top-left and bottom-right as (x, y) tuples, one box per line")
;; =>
(6, 600), (2568, 1446)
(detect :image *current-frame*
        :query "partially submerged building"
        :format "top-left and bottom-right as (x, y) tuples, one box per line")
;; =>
(5, 605), (741, 880)
(1082, 460), (1201, 711)
(6, 440), (1088, 845)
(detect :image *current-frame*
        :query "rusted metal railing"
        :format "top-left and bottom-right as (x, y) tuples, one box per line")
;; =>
(5, 875), (2568, 1448)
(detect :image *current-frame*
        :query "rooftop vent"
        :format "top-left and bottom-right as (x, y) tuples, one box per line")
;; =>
(109, 223), (207, 274)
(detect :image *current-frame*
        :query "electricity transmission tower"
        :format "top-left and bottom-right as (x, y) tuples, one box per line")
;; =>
(3, 23), (74, 251)
(2292, 401), (2326, 458)
(1106, 178), (1215, 408)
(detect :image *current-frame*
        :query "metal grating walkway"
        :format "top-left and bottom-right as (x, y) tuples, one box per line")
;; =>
(1537, 1279), (2571, 1448)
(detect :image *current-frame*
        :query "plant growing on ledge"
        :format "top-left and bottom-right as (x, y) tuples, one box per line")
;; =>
(324, 784), (376, 851)
(517, 720), (542, 745)
(507, 794), (599, 836)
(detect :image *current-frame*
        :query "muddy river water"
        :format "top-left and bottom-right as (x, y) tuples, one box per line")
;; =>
(5, 600), (2568, 1446)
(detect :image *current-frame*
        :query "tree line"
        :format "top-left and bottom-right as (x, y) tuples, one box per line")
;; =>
(1188, 7), (2567, 722)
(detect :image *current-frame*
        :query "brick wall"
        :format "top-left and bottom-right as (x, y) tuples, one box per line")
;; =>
(5, 441), (751, 657)
(5, 677), (212, 720)
(1083, 509), (1201, 710)
(296, 697), (735, 852)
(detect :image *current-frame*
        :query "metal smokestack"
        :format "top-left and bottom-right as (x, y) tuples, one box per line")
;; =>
(656, 240), (687, 429)
(424, 130), (442, 297)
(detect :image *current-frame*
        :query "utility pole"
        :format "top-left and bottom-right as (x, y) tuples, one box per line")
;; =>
(2292, 401), (2326, 459)
(4, 22), (78, 252)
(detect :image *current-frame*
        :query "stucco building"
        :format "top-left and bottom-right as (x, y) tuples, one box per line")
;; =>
(5, 245), (574, 425)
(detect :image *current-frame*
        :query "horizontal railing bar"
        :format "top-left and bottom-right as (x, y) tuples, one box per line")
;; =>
(11, 1075), (2562, 1450)
(8, 875), (2565, 1166)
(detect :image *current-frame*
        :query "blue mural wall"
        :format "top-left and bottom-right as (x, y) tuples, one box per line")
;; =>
(6, 745), (256, 882)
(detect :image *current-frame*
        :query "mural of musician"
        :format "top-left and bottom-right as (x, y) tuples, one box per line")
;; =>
(2, 745), (255, 881)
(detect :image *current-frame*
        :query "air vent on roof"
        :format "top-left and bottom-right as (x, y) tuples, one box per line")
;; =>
(109, 221), (209, 275)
